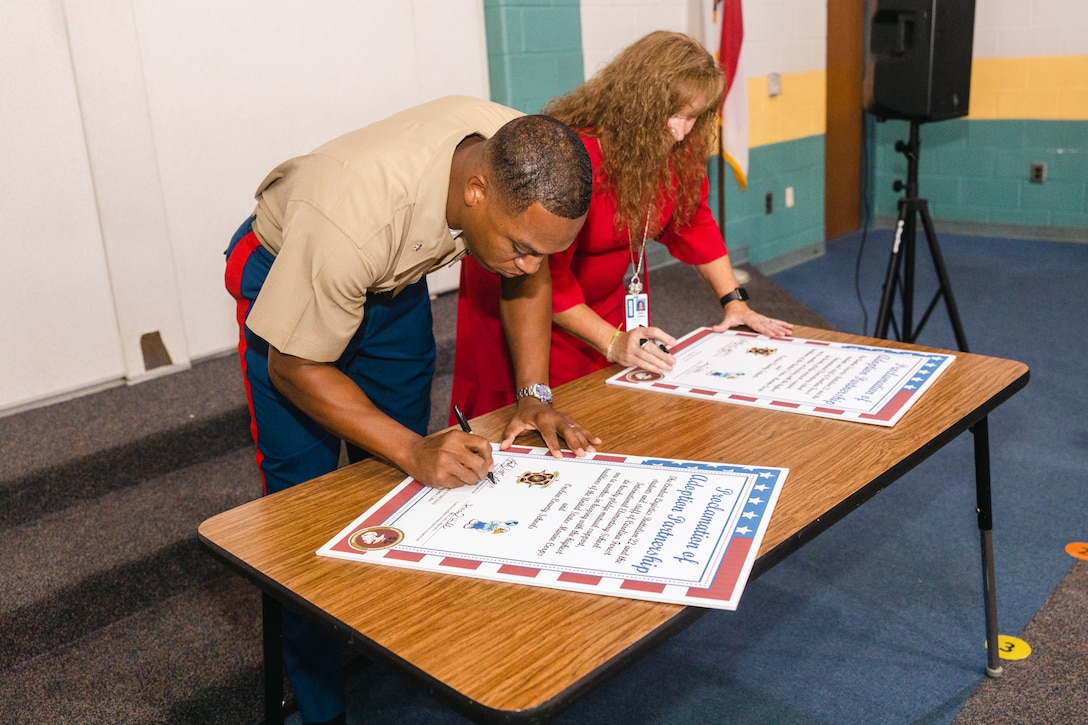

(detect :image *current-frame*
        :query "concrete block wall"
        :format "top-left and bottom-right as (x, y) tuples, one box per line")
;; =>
(871, 2), (1088, 233)
(484, 0), (584, 113)
(484, 0), (829, 270)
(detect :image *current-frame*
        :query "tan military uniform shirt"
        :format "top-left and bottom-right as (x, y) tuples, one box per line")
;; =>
(246, 95), (521, 362)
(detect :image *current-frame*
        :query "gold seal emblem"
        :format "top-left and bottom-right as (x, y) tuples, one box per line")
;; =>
(517, 470), (558, 488)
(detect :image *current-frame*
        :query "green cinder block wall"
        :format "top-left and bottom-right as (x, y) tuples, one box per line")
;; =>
(870, 119), (1088, 230)
(484, 8), (1086, 269)
(483, 3), (827, 271)
(483, 0), (583, 114)
(708, 137), (827, 269)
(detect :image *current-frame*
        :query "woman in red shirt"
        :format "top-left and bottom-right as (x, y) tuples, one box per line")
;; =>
(451, 30), (792, 423)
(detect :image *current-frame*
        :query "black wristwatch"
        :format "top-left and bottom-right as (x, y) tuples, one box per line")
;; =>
(719, 287), (750, 307)
(515, 383), (553, 404)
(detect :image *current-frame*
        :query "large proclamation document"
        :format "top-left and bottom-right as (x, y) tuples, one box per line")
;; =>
(318, 445), (787, 610)
(606, 328), (954, 426)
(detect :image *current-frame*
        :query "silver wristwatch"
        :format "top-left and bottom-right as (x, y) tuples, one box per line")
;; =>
(515, 383), (553, 404)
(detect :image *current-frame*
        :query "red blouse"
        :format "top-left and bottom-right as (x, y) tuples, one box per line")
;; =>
(449, 134), (727, 422)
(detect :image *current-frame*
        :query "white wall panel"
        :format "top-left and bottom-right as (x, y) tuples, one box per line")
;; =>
(0, 1), (125, 411)
(974, 0), (1088, 57)
(579, 0), (827, 84)
(129, 0), (490, 360)
(64, 0), (190, 383)
(580, 0), (688, 78)
(2, 0), (489, 412)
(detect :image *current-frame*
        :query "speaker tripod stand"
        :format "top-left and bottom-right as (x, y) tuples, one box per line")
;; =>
(874, 120), (969, 352)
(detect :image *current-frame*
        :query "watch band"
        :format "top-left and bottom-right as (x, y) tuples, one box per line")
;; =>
(719, 287), (750, 307)
(515, 383), (553, 404)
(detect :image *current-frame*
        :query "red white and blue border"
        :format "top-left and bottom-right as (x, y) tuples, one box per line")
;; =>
(606, 329), (954, 426)
(318, 446), (787, 610)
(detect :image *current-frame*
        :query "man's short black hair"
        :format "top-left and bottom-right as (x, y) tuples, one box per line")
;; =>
(485, 115), (592, 220)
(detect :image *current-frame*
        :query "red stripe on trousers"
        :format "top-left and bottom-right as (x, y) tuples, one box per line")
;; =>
(224, 230), (268, 493)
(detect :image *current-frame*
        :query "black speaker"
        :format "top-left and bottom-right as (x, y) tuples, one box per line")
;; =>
(864, 0), (976, 122)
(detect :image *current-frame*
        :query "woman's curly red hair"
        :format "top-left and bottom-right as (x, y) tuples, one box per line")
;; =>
(544, 31), (725, 243)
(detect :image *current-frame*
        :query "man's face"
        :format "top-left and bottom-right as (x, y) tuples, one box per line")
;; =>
(462, 198), (585, 278)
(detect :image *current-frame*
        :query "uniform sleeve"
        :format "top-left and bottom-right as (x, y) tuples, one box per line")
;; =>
(245, 201), (383, 362)
(659, 176), (729, 266)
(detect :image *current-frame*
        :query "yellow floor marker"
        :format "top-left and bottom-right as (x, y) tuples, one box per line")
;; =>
(1064, 541), (1088, 560)
(985, 634), (1032, 661)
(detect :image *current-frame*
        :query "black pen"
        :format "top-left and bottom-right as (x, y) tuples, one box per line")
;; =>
(452, 405), (497, 484)
(637, 327), (670, 354)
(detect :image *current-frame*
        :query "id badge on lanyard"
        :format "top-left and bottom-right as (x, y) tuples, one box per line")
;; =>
(625, 292), (649, 330)
(625, 213), (651, 331)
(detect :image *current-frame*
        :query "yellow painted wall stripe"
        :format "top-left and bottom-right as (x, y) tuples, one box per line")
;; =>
(969, 55), (1088, 120)
(744, 55), (1087, 148)
(747, 70), (826, 147)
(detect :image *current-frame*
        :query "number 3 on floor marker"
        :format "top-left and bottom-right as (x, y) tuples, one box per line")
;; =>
(985, 634), (1032, 661)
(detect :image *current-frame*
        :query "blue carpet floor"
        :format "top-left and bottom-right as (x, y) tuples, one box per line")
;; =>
(326, 229), (1086, 724)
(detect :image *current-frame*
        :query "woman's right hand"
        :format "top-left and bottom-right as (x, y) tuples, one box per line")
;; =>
(607, 326), (677, 373)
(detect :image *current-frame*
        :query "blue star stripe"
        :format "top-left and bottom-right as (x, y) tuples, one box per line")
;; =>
(733, 470), (781, 539)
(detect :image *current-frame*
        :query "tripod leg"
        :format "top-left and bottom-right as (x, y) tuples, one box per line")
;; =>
(917, 201), (969, 352)
(874, 198), (908, 339)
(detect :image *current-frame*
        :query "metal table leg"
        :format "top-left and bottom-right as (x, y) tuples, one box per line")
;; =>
(972, 417), (1003, 678)
(262, 593), (286, 724)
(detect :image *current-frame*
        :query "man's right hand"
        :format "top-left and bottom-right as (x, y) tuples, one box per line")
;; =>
(405, 430), (495, 489)
(268, 347), (492, 489)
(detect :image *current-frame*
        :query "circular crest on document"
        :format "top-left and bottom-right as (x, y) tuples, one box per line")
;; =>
(347, 526), (403, 551)
(624, 369), (664, 383)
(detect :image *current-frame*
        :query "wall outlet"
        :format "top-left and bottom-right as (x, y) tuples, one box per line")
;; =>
(1030, 162), (1046, 183)
(768, 72), (781, 97)
(785, 186), (795, 208)
(764, 192), (773, 214)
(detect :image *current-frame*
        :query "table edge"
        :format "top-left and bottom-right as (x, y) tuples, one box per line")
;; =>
(196, 339), (1032, 721)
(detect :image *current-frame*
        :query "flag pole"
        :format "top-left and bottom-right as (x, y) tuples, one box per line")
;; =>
(717, 118), (727, 244)
(713, 0), (727, 245)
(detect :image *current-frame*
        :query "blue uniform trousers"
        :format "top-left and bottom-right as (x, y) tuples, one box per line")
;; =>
(225, 216), (435, 723)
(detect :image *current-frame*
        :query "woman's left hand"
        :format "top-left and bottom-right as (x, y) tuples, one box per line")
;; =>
(712, 303), (794, 338)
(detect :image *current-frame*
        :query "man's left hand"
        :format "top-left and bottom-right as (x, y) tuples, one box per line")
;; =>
(498, 396), (601, 458)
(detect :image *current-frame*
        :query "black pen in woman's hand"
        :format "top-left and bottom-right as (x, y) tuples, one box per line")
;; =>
(453, 405), (497, 484)
(637, 326), (670, 354)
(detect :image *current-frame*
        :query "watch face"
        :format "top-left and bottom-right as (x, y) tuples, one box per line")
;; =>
(519, 384), (552, 403)
(533, 384), (553, 404)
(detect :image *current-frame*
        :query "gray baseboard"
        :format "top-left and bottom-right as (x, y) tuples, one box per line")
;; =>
(753, 241), (827, 275)
(870, 216), (1088, 244)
